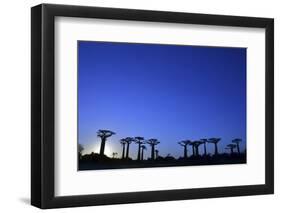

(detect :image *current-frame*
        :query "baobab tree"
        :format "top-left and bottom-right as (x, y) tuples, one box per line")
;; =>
(134, 136), (145, 161)
(97, 129), (115, 156)
(124, 137), (135, 159)
(193, 141), (204, 156)
(200, 139), (208, 156)
(232, 138), (242, 154)
(146, 138), (160, 160)
(178, 140), (191, 159)
(208, 138), (221, 155)
(189, 141), (196, 156)
(226, 144), (236, 155)
(120, 139), (127, 159)
(140, 145), (147, 160)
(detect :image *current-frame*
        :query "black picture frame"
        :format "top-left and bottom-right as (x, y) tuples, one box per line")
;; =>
(31, 3), (274, 209)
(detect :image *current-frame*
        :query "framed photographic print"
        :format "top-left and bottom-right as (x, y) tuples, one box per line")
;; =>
(31, 3), (274, 209)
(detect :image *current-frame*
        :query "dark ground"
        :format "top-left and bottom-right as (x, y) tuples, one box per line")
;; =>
(78, 153), (246, 171)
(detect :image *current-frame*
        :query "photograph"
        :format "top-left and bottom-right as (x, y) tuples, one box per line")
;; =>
(30, 3), (274, 209)
(77, 41), (247, 170)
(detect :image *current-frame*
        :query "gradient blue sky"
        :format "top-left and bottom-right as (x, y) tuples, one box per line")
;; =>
(78, 41), (246, 159)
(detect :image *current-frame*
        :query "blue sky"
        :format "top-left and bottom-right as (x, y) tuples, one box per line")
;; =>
(78, 41), (246, 159)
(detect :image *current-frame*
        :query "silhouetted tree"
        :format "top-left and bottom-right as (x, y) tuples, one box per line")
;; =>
(155, 149), (159, 159)
(200, 139), (208, 156)
(112, 152), (118, 158)
(226, 144), (236, 154)
(120, 139), (127, 159)
(208, 138), (221, 155)
(232, 138), (242, 154)
(146, 139), (160, 160)
(124, 137), (134, 159)
(178, 140), (191, 159)
(97, 130), (115, 156)
(140, 145), (147, 160)
(193, 141), (204, 156)
(189, 141), (196, 156)
(134, 136), (145, 161)
(78, 144), (84, 160)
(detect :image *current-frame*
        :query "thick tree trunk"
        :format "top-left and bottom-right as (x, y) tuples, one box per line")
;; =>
(126, 143), (130, 159)
(141, 149), (144, 160)
(122, 144), (125, 159)
(184, 146), (187, 159)
(151, 145), (155, 160)
(214, 143), (218, 155)
(195, 146), (199, 156)
(137, 143), (141, 160)
(99, 137), (106, 155)
(237, 144), (240, 154)
(204, 143), (207, 155)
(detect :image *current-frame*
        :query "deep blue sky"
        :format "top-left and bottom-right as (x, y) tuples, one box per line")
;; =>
(78, 41), (246, 159)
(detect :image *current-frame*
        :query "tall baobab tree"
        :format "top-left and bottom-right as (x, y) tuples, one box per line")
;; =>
(140, 145), (147, 160)
(226, 144), (236, 155)
(208, 138), (221, 155)
(193, 141), (204, 156)
(120, 139), (127, 159)
(124, 137), (134, 159)
(200, 139), (208, 156)
(178, 140), (191, 159)
(97, 129), (115, 156)
(146, 138), (160, 160)
(134, 136), (145, 161)
(232, 138), (242, 154)
(189, 141), (196, 156)
(155, 149), (159, 159)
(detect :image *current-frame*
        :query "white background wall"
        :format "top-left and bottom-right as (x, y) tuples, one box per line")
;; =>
(0, 0), (279, 212)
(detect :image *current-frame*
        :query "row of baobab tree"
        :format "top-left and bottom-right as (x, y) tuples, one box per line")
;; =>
(94, 129), (243, 161)
(178, 138), (242, 159)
